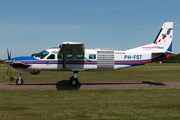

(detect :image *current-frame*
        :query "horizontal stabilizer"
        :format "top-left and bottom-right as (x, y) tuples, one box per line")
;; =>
(151, 50), (174, 56)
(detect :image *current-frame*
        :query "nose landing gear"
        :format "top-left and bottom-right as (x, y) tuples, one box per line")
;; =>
(16, 73), (23, 85)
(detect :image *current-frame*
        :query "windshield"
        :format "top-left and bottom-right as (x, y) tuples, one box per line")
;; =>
(35, 50), (49, 59)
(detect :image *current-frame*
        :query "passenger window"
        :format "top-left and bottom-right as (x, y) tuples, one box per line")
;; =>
(58, 54), (63, 59)
(89, 54), (96, 59)
(67, 54), (73, 59)
(77, 54), (84, 59)
(47, 54), (55, 59)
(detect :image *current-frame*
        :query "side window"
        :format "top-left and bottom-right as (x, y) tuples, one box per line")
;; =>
(47, 54), (55, 59)
(89, 54), (96, 59)
(58, 54), (63, 59)
(77, 54), (84, 59)
(67, 54), (73, 59)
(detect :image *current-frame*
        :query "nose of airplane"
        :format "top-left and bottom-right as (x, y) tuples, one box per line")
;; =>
(4, 59), (12, 64)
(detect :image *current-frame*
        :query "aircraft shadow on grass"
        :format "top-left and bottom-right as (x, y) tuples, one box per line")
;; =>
(81, 81), (166, 86)
(12, 80), (166, 90)
(21, 80), (81, 90)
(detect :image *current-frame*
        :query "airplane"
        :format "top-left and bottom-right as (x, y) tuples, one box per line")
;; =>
(4, 22), (173, 86)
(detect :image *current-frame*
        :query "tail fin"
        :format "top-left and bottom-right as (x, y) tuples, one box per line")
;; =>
(126, 22), (173, 53)
(153, 22), (173, 52)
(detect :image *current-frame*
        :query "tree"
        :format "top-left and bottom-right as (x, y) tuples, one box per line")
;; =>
(162, 54), (180, 63)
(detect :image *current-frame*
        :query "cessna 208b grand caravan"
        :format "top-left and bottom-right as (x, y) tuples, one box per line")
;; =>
(5, 22), (173, 86)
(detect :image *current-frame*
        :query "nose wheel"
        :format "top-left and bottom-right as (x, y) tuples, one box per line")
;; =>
(16, 73), (24, 85)
(70, 71), (79, 86)
(16, 78), (23, 85)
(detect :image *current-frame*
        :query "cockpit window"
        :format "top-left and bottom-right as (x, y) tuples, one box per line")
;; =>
(35, 50), (49, 59)
(47, 54), (55, 59)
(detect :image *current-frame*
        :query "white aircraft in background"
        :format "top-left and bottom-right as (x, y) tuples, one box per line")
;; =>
(5, 22), (173, 86)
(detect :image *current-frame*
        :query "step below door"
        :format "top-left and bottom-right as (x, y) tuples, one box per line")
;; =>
(97, 51), (114, 70)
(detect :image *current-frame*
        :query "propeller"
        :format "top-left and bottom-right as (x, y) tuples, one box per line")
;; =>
(7, 48), (11, 61)
(7, 48), (12, 75)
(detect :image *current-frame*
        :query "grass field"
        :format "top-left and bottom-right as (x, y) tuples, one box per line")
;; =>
(0, 89), (180, 120)
(1, 63), (180, 83)
(1, 63), (180, 120)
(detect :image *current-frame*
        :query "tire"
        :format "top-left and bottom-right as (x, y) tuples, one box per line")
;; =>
(70, 76), (74, 80)
(16, 78), (24, 85)
(70, 78), (79, 86)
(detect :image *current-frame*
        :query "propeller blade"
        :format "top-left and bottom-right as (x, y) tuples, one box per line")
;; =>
(10, 64), (12, 75)
(7, 64), (10, 75)
(7, 48), (12, 75)
(7, 48), (11, 60)
(10, 51), (11, 60)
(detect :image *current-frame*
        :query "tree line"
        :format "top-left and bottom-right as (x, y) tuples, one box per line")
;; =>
(162, 53), (180, 63)
(0, 60), (5, 64)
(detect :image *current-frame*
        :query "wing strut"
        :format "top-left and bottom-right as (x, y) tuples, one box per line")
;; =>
(63, 53), (67, 69)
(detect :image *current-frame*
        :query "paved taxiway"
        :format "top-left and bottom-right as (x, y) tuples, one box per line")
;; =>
(1, 81), (180, 90)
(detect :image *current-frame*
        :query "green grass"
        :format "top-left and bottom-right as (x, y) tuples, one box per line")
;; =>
(0, 64), (8, 67)
(0, 89), (180, 120)
(1, 66), (180, 83)
(0, 68), (180, 83)
(1, 64), (180, 120)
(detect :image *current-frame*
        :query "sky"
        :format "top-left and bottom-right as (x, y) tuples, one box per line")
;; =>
(0, 0), (180, 59)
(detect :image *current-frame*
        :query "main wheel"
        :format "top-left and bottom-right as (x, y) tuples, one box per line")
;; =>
(70, 77), (79, 86)
(16, 78), (24, 85)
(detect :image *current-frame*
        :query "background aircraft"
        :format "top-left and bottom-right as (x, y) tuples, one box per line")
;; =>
(5, 22), (173, 86)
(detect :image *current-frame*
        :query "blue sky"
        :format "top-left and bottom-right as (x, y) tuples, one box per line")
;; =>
(0, 0), (180, 59)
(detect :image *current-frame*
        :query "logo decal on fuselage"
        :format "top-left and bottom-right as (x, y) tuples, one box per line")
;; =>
(142, 46), (164, 49)
(155, 36), (166, 45)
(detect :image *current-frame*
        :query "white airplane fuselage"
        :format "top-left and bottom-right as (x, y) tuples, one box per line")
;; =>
(11, 48), (172, 73)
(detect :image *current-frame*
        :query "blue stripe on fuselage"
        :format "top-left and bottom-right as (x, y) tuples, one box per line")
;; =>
(11, 56), (39, 62)
(12, 57), (98, 65)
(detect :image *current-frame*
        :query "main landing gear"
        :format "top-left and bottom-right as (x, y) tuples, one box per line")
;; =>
(70, 71), (79, 86)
